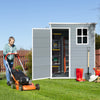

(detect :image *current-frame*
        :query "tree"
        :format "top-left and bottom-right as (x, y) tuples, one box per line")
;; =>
(95, 33), (100, 49)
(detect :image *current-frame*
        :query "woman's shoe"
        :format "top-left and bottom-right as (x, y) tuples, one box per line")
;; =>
(7, 81), (11, 86)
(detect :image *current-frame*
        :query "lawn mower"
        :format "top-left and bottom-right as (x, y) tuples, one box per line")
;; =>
(5, 53), (40, 91)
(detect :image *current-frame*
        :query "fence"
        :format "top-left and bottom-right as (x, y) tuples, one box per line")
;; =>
(1, 49), (100, 72)
(96, 49), (100, 69)
(0, 50), (31, 72)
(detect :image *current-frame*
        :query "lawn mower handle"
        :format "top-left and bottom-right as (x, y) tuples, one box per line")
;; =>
(5, 53), (26, 74)
(5, 53), (20, 60)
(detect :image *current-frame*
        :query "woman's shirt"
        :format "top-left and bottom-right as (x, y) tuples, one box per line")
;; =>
(3, 44), (17, 62)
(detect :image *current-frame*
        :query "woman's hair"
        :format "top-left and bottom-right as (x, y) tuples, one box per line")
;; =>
(8, 36), (15, 42)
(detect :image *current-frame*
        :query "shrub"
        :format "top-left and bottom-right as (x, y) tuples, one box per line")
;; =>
(26, 51), (32, 78)
(14, 65), (23, 71)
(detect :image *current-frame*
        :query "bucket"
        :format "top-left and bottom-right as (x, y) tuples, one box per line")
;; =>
(76, 68), (84, 81)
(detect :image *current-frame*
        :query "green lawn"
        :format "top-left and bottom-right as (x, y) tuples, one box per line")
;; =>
(0, 79), (100, 100)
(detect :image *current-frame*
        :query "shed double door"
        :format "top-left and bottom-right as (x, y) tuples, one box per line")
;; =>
(32, 28), (69, 80)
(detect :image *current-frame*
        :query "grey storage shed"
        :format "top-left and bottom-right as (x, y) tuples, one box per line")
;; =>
(32, 23), (96, 80)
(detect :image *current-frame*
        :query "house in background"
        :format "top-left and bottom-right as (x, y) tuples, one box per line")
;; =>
(32, 23), (96, 80)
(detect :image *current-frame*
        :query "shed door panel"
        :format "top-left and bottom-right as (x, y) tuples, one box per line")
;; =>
(32, 29), (50, 80)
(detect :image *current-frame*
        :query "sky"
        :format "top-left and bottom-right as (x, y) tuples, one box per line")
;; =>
(0, 0), (100, 50)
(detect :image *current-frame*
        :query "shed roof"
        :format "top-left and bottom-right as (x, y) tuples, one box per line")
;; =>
(49, 22), (97, 25)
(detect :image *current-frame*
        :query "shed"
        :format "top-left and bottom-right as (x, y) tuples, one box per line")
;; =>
(32, 23), (96, 80)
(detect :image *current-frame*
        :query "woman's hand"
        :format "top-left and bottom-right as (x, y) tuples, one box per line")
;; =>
(8, 52), (12, 54)
(14, 52), (17, 54)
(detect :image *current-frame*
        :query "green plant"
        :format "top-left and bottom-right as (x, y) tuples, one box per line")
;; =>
(14, 65), (23, 71)
(0, 72), (6, 79)
(26, 51), (32, 78)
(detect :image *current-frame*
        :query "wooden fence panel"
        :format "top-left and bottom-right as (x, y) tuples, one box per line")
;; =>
(96, 49), (100, 69)
(0, 50), (30, 72)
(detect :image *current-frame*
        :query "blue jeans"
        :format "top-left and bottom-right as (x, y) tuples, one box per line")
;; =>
(3, 59), (13, 82)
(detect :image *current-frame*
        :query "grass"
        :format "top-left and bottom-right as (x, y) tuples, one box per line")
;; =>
(0, 72), (6, 79)
(0, 79), (100, 100)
